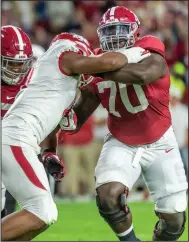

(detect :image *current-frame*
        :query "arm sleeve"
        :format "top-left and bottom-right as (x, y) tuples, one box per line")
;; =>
(56, 40), (83, 76)
(139, 36), (165, 58)
(93, 48), (103, 55)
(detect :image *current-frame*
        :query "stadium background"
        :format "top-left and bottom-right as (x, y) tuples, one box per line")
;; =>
(2, 0), (188, 241)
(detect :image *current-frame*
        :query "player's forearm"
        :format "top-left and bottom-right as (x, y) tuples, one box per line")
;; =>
(93, 52), (128, 73)
(40, 127), (59, 154)
(103, 53), (167, 85)
(63, 52), (127, 75)
(103, 63), (157, 85)
(73, 89), (100, 129)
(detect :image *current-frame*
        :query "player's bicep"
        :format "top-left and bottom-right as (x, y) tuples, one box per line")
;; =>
(141, 52), (167, 80)
(61, 52), (102, 75)
(60, 52), (83, 75)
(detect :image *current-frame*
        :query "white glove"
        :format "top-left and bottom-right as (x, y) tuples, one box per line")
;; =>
(59, 108), (78, 132)
(116, 47), (151, 64)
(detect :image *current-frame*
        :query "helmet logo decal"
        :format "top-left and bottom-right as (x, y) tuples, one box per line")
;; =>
(109, 6), (116, 20)
(11, 26), (24, 55)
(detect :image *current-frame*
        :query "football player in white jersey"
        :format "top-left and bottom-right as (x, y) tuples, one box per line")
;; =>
(1, 25), (65, 220)
(1, 32), (149, 240)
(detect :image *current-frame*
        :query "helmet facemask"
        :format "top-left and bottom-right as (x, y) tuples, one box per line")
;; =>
(97, 22), (138, 52)
(1, 55), (33, 85)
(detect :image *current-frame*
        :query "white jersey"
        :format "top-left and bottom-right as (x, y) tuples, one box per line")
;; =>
(2, 39), (82, 150)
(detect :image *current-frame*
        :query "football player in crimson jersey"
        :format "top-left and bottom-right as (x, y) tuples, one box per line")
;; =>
(1, 29), (149, 241)
(1, 26), (65, 220)
(60, 7), (188, 241)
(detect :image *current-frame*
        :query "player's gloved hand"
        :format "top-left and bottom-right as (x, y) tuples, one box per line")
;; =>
(116, 47), (151, 64)
(41, 151), (66, 182)
(59, 108), (78, 132)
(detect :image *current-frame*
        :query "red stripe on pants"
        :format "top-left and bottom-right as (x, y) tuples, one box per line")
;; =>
(11, 145), (46, 190)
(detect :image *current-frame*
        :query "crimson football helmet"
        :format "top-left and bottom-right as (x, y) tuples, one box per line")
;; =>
(97, 6), (140, 51)
(1, 25), (33, 85)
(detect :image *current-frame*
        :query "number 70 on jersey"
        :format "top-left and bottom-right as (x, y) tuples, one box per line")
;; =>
(97, 81), (149, 117)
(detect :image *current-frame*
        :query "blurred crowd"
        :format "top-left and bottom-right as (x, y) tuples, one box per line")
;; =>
(2, 0), (188, 200)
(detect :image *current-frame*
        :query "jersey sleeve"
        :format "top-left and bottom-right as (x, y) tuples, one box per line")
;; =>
(20, 67), (34, 89)
(138, 36), (165, 57)
(54, 40), (92, 76)
(1, 85), (20, 118)
(94, 48), (103, 55)
(55, 40), (84, 76)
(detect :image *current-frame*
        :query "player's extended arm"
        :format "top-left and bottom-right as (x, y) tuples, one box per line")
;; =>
(61, 47), (150, 75)
(62, 51), (127, 75)
(103, 52), (167, 85)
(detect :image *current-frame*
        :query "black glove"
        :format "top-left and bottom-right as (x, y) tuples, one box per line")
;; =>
(39, 150), (66, 182)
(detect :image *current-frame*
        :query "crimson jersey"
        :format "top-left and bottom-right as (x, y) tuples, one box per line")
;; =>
(1, 68), (33, 118)
(90, 35), (171, 145)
